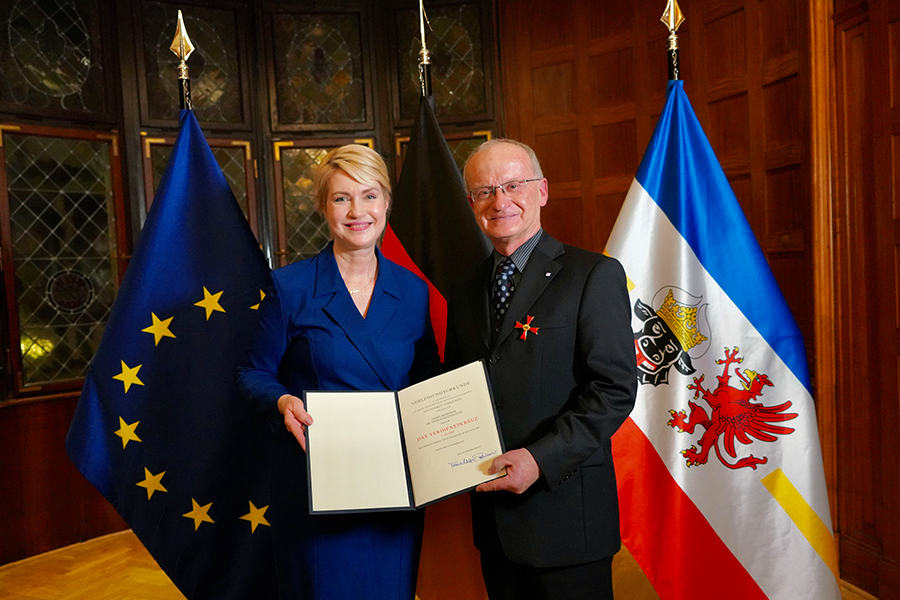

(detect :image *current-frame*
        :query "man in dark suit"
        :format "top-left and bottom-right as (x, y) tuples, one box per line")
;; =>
(444, 139), (637, 600)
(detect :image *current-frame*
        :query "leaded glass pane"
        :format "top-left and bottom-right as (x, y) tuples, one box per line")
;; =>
(4, 133), (116, 386)
(0, 0), (106, 114)
(149, 143), (249, 220)
(397, 3), (485, 120)
(280, 147), (333, 263)
(141, 2), (243, 123)
(447, 137), (485, 171)
(398, 134), (488, 174)
(271, 13), (366, 126)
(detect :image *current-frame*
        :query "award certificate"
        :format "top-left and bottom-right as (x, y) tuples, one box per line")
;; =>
(305, 361), (504, 513)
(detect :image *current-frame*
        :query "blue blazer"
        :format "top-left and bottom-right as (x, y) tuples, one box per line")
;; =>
(235, 242), (440, 599)
(237, 242), (440, 416)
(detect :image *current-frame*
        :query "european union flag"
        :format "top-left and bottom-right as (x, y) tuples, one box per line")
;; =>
(66, 110), (276, 599)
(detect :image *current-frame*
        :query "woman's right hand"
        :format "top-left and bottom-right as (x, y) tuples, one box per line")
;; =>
(277, 394), (314, 451)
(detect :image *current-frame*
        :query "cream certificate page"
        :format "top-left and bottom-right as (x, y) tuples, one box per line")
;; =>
(398, 361), (504, 506)
(305, 391), (411, 512)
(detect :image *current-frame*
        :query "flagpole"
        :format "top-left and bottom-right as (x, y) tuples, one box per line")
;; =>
(660, 0), (685, 81)
(417, 0), (432, 97)
(170, 10), (195, 110)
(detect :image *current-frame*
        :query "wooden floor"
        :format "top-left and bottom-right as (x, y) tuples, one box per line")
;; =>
(0, 530), (657, 600)
(0, 531), (185, 600)
(0, 530), (872, 600)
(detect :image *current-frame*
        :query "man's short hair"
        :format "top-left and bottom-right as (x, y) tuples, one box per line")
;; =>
(463, 138), (544, 182)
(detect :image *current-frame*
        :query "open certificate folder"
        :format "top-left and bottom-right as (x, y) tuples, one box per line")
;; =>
(304, 360), (505, 513)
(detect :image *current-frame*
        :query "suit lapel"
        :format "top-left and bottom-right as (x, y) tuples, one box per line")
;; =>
(494, 235), (565, 348)
(317, 246), (399, 390)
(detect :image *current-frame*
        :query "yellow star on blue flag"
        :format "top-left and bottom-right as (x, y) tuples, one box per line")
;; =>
(66, 109), (276, 598)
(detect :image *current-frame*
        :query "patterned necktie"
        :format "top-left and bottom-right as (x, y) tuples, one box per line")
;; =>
(492, 257), (516, 324)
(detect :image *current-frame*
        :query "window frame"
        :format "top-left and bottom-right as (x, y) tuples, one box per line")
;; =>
(0, 122), (128, 397)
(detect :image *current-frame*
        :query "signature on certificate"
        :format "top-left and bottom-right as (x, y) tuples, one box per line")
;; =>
(449, 450), (499, 468)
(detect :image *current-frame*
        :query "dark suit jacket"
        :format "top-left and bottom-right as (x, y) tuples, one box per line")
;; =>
(445, 232), (637, 568)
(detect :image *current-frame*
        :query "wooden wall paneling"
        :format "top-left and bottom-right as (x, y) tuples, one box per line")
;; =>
(761, 0), (815, 351)
(636, 0), (675, 139)
(833, 0), (900, 595)
(505, 0), (649, 254)
(835, 14), (878, 589)
(880, 0), (900, 593)
(808, 0), (838, 541)
(885, 2), (900, 585)
(0, 398), (125, 565)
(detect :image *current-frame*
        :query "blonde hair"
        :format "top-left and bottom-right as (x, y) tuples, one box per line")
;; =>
(312, 144), (392, 215)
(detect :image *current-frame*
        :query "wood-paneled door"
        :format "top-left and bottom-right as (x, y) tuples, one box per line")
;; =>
(833, 0), (900, 597)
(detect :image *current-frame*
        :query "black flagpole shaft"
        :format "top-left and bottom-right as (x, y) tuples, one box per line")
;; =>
(421, 63), (432, 97)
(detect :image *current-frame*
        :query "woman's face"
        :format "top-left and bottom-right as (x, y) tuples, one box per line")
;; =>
(324, 169), (389, 253)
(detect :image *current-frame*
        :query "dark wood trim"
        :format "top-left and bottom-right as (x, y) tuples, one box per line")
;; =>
(393, 128), (491, 179)
(0, 0), (119, 126)
(133, 0), (255, 132)
(0, 394), (126, 565)
(263, 2), (377, 133)
(386, 0), (498, 129)
(139, 135), (260, 237)
(808, 0), (839, 541)
(269, 137), (373, 267)
(0, 123), (127, 399)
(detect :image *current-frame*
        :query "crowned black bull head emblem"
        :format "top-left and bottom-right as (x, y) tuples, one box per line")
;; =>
(633, 290), (707, 386)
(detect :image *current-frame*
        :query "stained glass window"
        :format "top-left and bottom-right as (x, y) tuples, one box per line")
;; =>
(397, 3), (486, 121)
(147, 140), (253, 230)
(396, 131), (491, 177)
(273, 140), (374, 266)
(0, 0), (107, 115)
(141, 2), (244, 124)
(270, 12), (368, 127)
(277, 146), (333, 265)
(1, 130), (121, 389)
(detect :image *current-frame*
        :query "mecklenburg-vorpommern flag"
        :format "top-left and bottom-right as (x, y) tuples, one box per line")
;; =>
(606, 81), (840, 599)
(66, 110), (276, 599)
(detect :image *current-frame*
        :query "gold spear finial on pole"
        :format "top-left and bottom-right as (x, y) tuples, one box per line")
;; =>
(418, 0), (432, 97)
(660, 0), (685, 81)
(169, 10), (195, 110)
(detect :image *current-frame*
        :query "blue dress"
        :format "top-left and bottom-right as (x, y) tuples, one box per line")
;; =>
(237, 242), (441, 599)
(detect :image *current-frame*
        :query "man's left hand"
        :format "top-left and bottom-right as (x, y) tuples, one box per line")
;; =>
(476, 448), (541, 494)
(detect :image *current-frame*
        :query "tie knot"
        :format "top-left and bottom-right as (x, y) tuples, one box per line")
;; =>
(496, 257), (515, 279)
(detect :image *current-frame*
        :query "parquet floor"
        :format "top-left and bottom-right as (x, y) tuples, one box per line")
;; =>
(0, 530), (872, 600)
(0, 531), (657, 600)
(0, 531), (184, 600)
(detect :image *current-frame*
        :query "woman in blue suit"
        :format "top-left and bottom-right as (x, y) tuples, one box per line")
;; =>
(236, 144), (440, 599)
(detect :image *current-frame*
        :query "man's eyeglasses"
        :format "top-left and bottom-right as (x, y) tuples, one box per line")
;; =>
(468, 178), (541, 202)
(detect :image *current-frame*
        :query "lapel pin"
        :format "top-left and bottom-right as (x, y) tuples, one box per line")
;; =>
(545, 272), (551, 277)
(515, 315), (540, 340)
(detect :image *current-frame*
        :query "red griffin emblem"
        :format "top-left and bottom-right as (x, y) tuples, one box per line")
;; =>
(515, 315), (540, 340)
(667, 346), (798, 470)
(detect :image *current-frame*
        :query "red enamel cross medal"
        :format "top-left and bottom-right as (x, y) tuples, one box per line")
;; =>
(515, 315), (540, 340)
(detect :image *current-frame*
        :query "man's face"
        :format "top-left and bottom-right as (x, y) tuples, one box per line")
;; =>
(465, 143), (548, 253)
